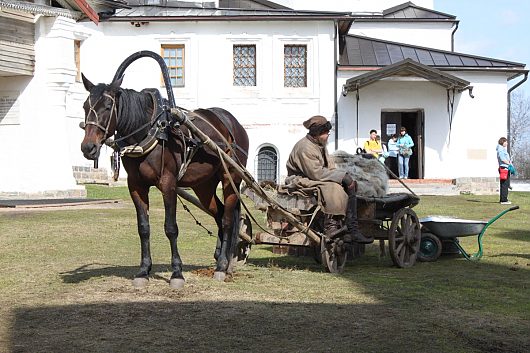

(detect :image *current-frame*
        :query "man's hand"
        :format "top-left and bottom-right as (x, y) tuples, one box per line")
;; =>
(342, 173), (357, 192)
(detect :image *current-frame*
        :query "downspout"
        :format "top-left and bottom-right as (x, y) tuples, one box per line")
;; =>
(451, 21), (459, 51)
(507, 72), (528, 154)
(334, 21), (339, 151)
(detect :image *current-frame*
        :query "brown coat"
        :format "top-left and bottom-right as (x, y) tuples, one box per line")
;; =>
(285, 135), (348, 216)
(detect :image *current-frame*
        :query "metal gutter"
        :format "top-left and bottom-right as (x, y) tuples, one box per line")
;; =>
(451, 20), (459, 51)
(507, 72), (529, 154)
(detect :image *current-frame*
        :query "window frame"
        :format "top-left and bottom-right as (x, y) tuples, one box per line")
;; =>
(233, 44), (257, 87)
(283, 44), (307, 88)
(161, 44), (185, 88)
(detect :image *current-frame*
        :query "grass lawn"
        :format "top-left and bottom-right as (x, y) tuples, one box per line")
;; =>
(0, 185), (528, 353)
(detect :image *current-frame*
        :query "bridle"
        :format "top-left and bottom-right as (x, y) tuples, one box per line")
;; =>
(80, 92), (118, 143)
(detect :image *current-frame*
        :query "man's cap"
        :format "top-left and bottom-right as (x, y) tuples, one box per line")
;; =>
(303, 115), (332, 136)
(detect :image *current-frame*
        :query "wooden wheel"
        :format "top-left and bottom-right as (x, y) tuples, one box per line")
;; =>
(388, 208), (421, 268)
(320, 236), (348, 273)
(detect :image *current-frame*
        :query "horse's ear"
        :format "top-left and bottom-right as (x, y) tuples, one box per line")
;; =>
(110, 75), (124, 90)
(81, 73), (94, 92)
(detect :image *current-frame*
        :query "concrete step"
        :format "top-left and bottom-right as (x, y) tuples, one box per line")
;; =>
(388, 179), (459, 196)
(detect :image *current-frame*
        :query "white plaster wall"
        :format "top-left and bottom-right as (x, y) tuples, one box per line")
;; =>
(76, 20), (337, 181)
(0, 16), (84, 195)
(349, 22), (454, 50)
(337, 70), (510, 179)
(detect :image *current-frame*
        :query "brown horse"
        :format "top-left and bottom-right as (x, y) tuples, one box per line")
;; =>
(80, 74), (249, 288)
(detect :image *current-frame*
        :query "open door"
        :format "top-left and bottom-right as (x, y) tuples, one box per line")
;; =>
(381, 110), (424, 179)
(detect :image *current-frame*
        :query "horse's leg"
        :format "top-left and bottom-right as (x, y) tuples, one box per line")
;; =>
(161, 186), (185, 289)
(192, 180), (225, 262)
(213, 178), (242, 281)
(129, 182), (152, 288)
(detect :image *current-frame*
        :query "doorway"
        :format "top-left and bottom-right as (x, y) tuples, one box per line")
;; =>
(381, 110), (424, 179)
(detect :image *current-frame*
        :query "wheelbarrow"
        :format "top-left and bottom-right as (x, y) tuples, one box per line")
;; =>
(417, 206), (519, 262)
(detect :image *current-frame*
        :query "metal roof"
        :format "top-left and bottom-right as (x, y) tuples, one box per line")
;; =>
(339, 34), (526, 69)
(343, 58), (471, 92)
(382, 1), (455, 19)
(105, 5), (354, 33)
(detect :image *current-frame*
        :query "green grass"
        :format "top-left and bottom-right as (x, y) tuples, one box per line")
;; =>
(0, 186), (528, 352)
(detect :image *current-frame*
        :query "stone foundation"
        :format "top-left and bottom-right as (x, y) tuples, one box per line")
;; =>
(0, 188), (86, 200)
(455, 177), (499, 195)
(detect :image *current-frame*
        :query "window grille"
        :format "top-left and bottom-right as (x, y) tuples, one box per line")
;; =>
(233, 45), (256, 86)
(162, 45), (185, 87)
(284, 45), (307, 87)
(256, 146), (278, 183)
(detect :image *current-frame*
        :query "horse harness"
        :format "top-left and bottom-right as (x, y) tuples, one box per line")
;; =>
(105, 89), (247, 181)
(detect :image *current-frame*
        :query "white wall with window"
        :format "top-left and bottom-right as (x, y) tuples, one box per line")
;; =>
(78, 20), (336, 181)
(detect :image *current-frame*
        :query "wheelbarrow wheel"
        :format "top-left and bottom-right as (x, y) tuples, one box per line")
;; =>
(321, 237), (348, 273)
(388, 208), (421, 268)
(418, 232), (442, 262)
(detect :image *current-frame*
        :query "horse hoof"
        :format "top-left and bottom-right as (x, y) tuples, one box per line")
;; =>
(213, 271), (226, 282)
(132, 277), (149, 288)
(169, 278), (185, 289)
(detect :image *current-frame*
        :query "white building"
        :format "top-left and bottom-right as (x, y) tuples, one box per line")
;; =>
(0, 0), (527, 198)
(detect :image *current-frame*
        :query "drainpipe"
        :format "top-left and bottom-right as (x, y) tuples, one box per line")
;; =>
(507, 72), (528, 154)
(334, 21), (339, 151)
(451, 21), (459, 52)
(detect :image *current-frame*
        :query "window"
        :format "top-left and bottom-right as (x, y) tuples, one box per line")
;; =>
(74, 40), (81, 82)
(284, 44), (307, 87)
(162, 45), (185, 87)
(233, 44), (256, 86)
(256, 146), (278, 183)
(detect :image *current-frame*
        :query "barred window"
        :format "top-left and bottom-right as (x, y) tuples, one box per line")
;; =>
(284, 45), (307, 87)
(233, 44), (256, 86)
(256, 146), (278, 183)
(162, 45), (185, 87)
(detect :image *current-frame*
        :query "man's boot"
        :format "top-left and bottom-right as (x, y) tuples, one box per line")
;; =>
(345, 192), (374, 244)
(324, 215), (345, 238)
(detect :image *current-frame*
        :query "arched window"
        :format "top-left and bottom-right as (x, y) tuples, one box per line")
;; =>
(256, 146), (278, 183)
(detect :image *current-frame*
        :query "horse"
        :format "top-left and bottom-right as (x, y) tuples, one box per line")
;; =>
(79, 74), (249, 288)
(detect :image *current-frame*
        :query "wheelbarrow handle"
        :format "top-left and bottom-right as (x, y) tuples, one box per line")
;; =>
(508, 206), (519, 211)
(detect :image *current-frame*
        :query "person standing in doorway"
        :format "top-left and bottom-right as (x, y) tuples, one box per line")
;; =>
(386, 134), (399, 177)
(397, 127), (414, 179)
(496, 137), (512, 204)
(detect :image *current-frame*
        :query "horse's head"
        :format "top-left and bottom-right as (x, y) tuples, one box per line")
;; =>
(80, 73), (123, 161)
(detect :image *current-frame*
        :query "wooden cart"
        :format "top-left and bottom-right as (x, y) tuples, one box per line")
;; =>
(239, 188), (421, 273)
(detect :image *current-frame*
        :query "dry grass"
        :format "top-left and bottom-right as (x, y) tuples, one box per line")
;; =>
(0, 186), (528, 352)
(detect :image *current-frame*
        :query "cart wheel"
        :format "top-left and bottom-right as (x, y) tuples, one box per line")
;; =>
(418, 232), (442, 262)
(320, 237), (348, 273)
(388, 208), (421, 268)
(233, 214), (253, 266)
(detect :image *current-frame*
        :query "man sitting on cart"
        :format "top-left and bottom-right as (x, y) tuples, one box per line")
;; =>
(286, 115), (373, 244)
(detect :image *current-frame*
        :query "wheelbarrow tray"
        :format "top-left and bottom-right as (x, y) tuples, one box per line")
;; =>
(420, 216), (487, 239)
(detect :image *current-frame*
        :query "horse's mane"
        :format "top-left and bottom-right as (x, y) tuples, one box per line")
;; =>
(115, 87), (153, 141)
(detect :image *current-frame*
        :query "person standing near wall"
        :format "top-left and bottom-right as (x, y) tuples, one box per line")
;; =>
(397, 127), (414, 179)
(496, 137), (512, 204)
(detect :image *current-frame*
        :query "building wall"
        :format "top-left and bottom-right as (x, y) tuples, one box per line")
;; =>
(349, 22), (454, 50)
(76, 19), (337, 181)
(0, 16), (84, 198)
(337, 70), (510, 179)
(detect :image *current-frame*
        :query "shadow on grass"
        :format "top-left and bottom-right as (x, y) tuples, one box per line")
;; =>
(10, 299), (528, 353)
(60, 263), (206, 284)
